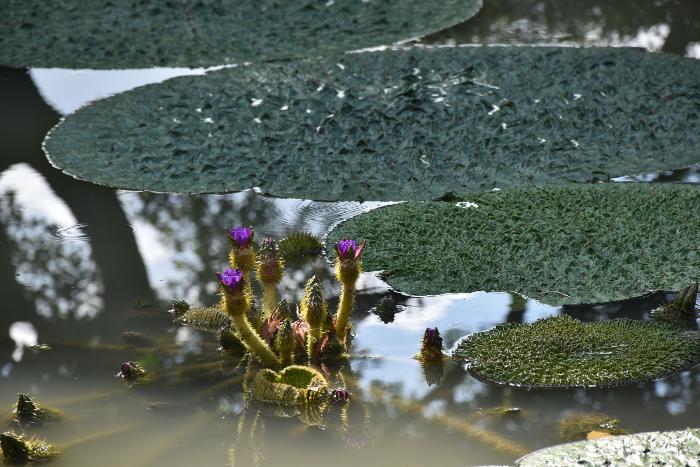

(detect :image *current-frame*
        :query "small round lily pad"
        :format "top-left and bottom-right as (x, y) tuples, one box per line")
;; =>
(0, 0), (481, 68)
(328, 183), (700, 305)
(517, 429), (700, 466)
(44, 47), (700, 200)
(453, 315), (700, 388)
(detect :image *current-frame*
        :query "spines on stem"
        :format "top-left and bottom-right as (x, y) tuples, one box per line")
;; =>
(333, 238), (365, 339)
(257, 237), (285, 319)
(219, 268), (280, 367)
(301, 276), (328, 361)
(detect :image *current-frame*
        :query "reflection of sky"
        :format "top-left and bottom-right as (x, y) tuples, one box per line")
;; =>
(583, 23), (670, 51)
(9, 321), (37, 362)
(0, 164), (104, 319)
(29, 66), (229, 115)
(118, 190), (387, 303)
(353, 292), (559, 399)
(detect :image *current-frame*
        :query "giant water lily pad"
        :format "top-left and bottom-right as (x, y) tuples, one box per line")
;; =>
(44, 47), (700, 199)
(327, 183), (700, 304)
(453, 315), (700, 388)
(517, 429), (700, 466)
(0, 0), (481, 69)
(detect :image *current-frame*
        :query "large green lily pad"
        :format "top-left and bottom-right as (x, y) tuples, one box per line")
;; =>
(44, 47), (700, 200)
(0, 0), (481, 69)
(517, 429), (700, 466)
(453, 315), (700, 388)
(327, 183), (700, 304)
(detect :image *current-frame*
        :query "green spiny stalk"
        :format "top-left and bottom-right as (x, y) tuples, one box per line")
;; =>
(333, 239), (365, 339)
(220, 269), (280, 367)
(301, 276), (327, 360)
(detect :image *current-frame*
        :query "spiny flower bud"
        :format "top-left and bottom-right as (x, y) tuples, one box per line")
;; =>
(334, 238), (365, 285)
(227, 226), (255, 272)
(274, 299), (298, 322)
(275, 320), (295, 365)
(256, 236), (284, 285)
(420, 327), (444, 362)
(301, 276), (327, 330)
(675, 282), (698, 315)
(227, 226), (253, 249)
(218, 268), (245, 296)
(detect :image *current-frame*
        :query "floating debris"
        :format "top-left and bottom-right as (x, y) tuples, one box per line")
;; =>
(0, 431), (59, 464)
(9, 394), (62, 427)
(121, 331), (155, 348)
(117, 361), (147, 384)
(559, 412), (626, 441)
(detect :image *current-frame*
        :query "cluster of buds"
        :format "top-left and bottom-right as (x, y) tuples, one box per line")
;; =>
(216, 227), (367, 369)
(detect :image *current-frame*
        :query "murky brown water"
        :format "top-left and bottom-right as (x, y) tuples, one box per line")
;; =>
(2, 1), (700, 465)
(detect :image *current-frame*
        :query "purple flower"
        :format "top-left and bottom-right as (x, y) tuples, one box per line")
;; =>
(332, 388), (350, 402)
(119, 361), (145, 382)
(335, 238), (365, 260)
(228, 226), (253, 249)
(218, 268), (244, 292)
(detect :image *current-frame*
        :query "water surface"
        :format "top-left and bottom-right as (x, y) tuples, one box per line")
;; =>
(2, 1), (700, 465)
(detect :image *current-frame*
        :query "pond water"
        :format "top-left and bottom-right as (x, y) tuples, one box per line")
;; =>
(2, 1), (700, 465)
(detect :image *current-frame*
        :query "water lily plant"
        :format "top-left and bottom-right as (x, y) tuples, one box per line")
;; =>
(216, 228), (367, 371)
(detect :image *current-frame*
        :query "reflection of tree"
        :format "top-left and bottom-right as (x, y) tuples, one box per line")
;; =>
(423, 0), (700, 57)
(0, 66), (153, 334)
(125, 191), (379, 307)
(0, 190), (103, 319)
(125, 191), (278, 304)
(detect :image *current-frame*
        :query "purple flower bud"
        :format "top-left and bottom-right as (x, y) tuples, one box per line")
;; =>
(332, 388), (350, 402)
(335, 238), (366, 260)
(228, 226), (253, 249)
(218, 268), (244, 292)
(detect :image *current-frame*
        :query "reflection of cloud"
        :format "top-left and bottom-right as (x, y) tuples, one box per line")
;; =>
(0, 164), (104, 319)
(9, 321), (37, 362)
(585, 23), (670, 51)
(119, 189), (387, 304)
(30, 66), (231, 115)
(353, 291), (560, 398)
(0, 164), (74, 226)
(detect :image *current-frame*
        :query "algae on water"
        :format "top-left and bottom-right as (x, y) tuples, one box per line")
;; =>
(44, 47), (700, 199)
(328, 183), (700, 305)
(453, 315), (700, 388)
